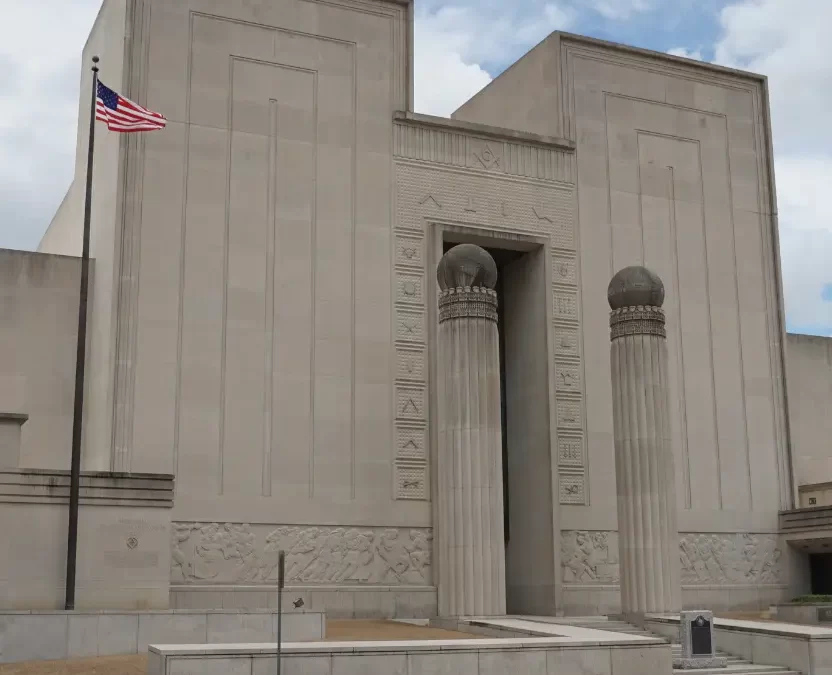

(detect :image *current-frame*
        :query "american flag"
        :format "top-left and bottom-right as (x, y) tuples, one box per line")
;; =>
(95, 81), (166, 132)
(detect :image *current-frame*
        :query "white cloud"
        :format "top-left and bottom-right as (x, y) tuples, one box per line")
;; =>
(590, 0), (654, 20)
(0, 0), (102, 251)
(413, 1), (573, 117)
(667, 47), (703, 61)
(712, 0), (832, 333)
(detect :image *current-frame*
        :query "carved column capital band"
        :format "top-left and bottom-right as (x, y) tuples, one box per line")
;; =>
(438, 286), (499, 324)
(609, 305), (666, 340)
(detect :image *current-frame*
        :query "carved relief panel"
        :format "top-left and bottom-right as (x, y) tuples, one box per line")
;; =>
(172, 523), (432, 585)
(560, 531), (784, 586)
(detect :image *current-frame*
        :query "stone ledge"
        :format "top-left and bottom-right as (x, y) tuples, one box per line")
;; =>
(647, 613), (832, 640)
(0, 609), (324, 664)
(0, 412), (28, 424)
(394, 111), (576, 151)
(0, 469), (174, 507)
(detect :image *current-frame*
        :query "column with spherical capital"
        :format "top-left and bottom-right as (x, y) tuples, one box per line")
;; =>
(436, 244), (506, 617)
(608, 266), (681, 621)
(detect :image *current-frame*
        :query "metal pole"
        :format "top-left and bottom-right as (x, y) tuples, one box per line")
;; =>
(277, 550), (285, 675)
(65, 55), (99, 611)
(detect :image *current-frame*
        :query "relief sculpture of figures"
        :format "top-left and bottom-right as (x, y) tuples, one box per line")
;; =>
(560, 531), (620, 584)
(561, 531), (783, 587)
(679, 534), (782, 585)
(171, 523), (432, 586)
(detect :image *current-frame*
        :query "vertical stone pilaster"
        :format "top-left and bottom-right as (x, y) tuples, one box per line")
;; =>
(436, 245), (506, 617)
(608, 267), (680, 620)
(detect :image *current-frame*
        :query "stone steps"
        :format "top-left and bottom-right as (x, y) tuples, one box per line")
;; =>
(561, 619), (801, 675)
(672, 667), (799, 675)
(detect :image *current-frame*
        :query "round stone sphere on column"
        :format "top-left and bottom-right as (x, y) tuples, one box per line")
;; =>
(437, 243), (498, 291)
(607, 265), (665, 309)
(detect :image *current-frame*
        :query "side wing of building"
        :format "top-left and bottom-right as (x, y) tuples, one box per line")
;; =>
(786, 333), (832, 504)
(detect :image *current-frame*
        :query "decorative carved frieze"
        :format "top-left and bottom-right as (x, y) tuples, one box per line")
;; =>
(561, 530), (620, 583)
(553, 291), (579, 322)
(680, 533), (783, 585)
(395, 159), (584, 505)
(393, 123), (574, 184)
(556, 398), (583, 430)
(396, 272), (424, 306)
(438, 287), (499, 324)
(552, 254), (578, 286)
(395, 461), (429, 501)
(396, 425), (427, 461)
(559, 531), (785, 586)
(396, 347), (425, 383)
(558, 435), (584, 467)
(396, 386), (425, 422)
(559, 472), (587, 505)
(610, 305), (667, 339)
(171, 523), (432, 585)
(555, 364), (581, 393)
(396, 163), (573, 237)
(396, 234), (424, 269)
(555, 328), (580, 359)
(395, 309), (425, 344)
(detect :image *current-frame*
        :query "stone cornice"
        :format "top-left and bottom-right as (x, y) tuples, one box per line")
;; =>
(0, 469), (174, 507)
(0, 412), (28, 425)
(394, 111), (575, 151)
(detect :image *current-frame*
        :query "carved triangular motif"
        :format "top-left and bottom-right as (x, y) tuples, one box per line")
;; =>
(418, 194), (442, 208)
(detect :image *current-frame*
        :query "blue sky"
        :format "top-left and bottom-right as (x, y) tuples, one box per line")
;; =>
(1, 0), (830, 335)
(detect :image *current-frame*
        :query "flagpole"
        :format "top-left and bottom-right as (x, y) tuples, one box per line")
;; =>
(65, 55), (99, 611)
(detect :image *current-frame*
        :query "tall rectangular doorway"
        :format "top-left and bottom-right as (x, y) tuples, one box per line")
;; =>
(432, 228), (558, 616)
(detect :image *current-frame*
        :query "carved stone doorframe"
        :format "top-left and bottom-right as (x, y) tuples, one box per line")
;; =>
(426, 221), (563, 615)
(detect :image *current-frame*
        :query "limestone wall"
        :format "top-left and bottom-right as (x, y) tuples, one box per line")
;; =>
(455, 31), (793, 613)
(94, 0), (415, 525)
(786, 333), (832, 489)
(0, 250), (80, 469)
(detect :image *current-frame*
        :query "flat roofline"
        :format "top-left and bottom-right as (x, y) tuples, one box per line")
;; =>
(0, 247), (84, 262)
(556, 31), (766, 83)
(394, 111), (575, 151)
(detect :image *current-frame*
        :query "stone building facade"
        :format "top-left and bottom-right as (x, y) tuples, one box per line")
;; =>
(0, 0), (828, 615)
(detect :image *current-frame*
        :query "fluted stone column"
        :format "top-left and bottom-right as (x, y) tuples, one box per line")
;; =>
(608, 266), (681, 621)
(436, 244), (506, 617)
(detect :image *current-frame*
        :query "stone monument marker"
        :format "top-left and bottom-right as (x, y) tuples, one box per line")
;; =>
(675, 610), (727, 669)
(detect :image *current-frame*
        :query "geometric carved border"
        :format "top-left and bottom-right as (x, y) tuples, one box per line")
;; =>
(393, 186), (428, 500)
(394, 149), (584, 505)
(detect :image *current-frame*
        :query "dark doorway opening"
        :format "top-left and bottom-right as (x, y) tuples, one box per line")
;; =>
(440, 239), (555, 614)
(441, 243), (521, 545)
(810, 553), (832, 595)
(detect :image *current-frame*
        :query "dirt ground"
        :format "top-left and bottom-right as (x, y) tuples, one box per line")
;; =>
(0, 619), (477, 674)
(326, 619), (478, 641)
(0, 655), (147, 675)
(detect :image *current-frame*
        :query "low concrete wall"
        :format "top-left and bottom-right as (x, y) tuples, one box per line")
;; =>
(645, 614), (832, 675)
(149, 637), (671, 675)
(0, 470), (174, 610)
(171, 585), (437, 619)
(561, 584), (791, 616)
(776, 603), (832, 625)
(0, 609), (323, 664)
